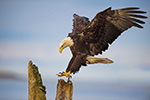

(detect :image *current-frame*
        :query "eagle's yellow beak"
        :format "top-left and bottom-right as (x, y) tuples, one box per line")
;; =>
(59, 47), (64, 53)
(59, 37), (74, 54)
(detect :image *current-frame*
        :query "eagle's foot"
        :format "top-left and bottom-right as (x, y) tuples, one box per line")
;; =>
(57, 71), (72, 78)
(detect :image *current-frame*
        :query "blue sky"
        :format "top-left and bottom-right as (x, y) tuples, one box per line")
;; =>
(0, 0), (150, 100)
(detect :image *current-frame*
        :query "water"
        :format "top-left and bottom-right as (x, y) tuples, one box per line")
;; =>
(0, 78), (150, 100)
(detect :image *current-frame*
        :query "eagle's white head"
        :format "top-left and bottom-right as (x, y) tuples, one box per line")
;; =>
(59, 37), (74, 53)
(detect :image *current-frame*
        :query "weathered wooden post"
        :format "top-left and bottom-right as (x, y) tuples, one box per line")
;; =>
(28, 61), (46, 100)
(55, 79), (73, 100)
(28, 60), (73, 100)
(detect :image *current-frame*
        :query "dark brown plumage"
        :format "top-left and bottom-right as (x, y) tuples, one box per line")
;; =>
(59, 7), (147, 75)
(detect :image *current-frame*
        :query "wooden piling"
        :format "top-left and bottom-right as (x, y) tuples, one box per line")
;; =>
(28, 61), (46, 100)
(55, 79), (73, 100)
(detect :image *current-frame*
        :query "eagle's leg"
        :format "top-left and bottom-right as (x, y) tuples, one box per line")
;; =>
(57, 71), (72, 78)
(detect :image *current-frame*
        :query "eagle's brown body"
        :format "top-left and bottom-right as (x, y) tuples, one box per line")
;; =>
(59, 7), (147, 76)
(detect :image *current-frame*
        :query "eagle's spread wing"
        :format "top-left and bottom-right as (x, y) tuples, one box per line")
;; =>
(82, 7), (147, 55)
(68, 14), (90, 37)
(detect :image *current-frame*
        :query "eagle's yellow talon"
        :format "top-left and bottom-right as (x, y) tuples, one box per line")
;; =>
(57, 71), (71, 78)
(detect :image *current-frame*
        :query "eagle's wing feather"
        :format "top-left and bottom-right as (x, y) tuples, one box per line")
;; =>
(82, 7), (147, 55)
(68, 14), (90, 37)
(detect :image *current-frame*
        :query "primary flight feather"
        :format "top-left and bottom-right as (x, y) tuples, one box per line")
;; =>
(58, 7), (147, 77)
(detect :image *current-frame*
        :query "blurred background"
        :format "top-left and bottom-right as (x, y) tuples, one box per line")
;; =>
(0, 0), (150, 100)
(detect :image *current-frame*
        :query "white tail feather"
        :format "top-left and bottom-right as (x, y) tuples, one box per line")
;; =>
(86, 56), (113, 64)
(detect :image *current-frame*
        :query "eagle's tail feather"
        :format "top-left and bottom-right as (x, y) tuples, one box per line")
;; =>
(86, 56), (113, 64)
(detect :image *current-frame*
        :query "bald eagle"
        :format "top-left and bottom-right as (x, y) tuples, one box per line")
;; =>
(58, 7), (147, 77)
